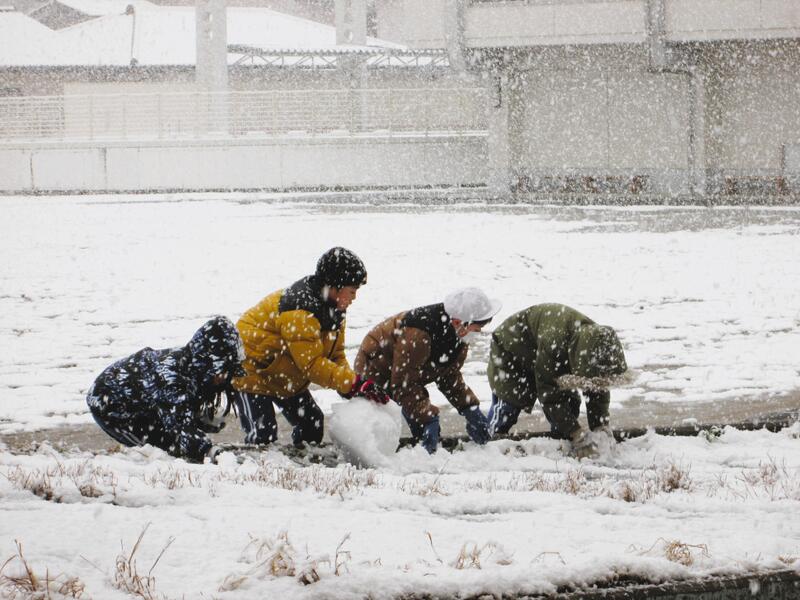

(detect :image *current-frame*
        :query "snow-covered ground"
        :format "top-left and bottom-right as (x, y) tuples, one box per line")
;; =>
(1, 426), (799, 598)
(1, 194), (798, 433)
(1, 194), (799, 597)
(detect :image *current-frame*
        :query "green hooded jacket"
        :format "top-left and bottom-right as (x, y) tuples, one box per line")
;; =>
(487, 304), (627, 438)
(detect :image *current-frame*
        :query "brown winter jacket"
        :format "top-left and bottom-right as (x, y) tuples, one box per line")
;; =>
(354, 304), (480, 425)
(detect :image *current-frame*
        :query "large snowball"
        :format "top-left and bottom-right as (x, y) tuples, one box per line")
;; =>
(328, 399), (402, 468)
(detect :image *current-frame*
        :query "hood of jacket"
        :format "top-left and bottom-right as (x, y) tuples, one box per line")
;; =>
(183, 316), (246, 392)
(401, 303), (465, 368)
(569, 324), (627, 380)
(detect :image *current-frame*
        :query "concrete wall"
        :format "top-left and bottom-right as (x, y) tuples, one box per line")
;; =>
(0, 134), (489, 192)
(465, 0), (647, 48)
(703, 44), (800, 187)
(666, 0), (800, 42)
(375, 0), (800, 49)
(478, 40), (800, 198)
(511, 48), (690, 195)
(375, 0), (448, 48)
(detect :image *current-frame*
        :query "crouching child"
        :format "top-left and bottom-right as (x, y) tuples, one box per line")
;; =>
(354, 287), (502, 453)
(232, 247), (381, 448)
(86, 316), (245, 463)
(487, 303), (630, 459)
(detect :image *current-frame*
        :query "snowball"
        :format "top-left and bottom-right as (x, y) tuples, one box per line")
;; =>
(328, 399), (402, 468)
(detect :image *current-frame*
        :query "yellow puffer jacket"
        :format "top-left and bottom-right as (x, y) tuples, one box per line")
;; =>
(233, 276), (355, 398)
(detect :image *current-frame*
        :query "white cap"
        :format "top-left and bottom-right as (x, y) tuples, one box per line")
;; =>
(443, 287), (502, 323)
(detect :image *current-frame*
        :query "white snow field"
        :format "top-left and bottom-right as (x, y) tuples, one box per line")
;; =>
(0, 427), (799, 598)
(1, 194), (799, 597)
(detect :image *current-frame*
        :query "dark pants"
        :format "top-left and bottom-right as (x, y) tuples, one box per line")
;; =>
(401, 408), (425, 440)
(87, 396), (211, 462)
(487, 394), (522, 436)
(488, 393), (582, 439)
(233, 389), (324, 447)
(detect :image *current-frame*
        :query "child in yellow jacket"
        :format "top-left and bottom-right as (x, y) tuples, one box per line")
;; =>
(233, 247), (383, 447)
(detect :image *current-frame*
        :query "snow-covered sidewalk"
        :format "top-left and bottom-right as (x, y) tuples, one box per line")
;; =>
(1, 425), (799, 598)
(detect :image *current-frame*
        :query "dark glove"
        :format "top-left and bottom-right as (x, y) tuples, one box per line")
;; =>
(420, 416), (440, 454)
(344, 374), (391, 404)
(460, 406), (490, 445)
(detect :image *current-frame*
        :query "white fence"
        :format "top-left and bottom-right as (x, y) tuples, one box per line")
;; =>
(0, 88), (489, 143)
(0, 135), (491, 192)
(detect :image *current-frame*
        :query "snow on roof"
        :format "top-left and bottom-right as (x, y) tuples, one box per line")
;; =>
(0, 12), (63, 64)
(0, 1), (403, 67)
(57, 0), (136, 15)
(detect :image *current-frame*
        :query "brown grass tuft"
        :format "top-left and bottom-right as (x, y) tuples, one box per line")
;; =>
(113, 523), (174, 600)
(219, 531), (361, 591)
(143, 468), (201, 490)
(658, 461), (692, 493)
(0, 540), (87, 598)
(451, 542), (513, 570)
(4, 468), (58, 502)
(635, 537), (709, 567)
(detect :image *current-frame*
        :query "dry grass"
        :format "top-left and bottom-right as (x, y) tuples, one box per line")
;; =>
(0, 446), (713, 509)
(731, 457), (800, 501)
(397, 476), (449, 497)
(424, 532), (443, 565)
(220, 531), (355, 591)
(214, 452), (795, 506)
(561, 468), (586, 495)
(663, 541), (709, 566)
(113, 524), (174, 600)
(605, 461), (692, 503)
(142, 468), (201, 490)
(3, 468), (58, 502)
(634, 538), (710, 567)
(426, 532), (513, 570)
(0, 540), (86, 599)
(2, 461), (118, 503)
(691, 456), (800, 502)
(611, 479), (651, 503)
(658, 461), (692, 493)
(333, 534), (352, 577)
(500, 468), (588, 496)
(227, 461), (381, 498)
(451, 542), (514, 570)
(3, 443), (797, 527)
(4, 456), (386, 502)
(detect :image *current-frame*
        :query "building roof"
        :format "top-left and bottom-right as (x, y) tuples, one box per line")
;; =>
(28, 1), (95, 30)
(0, 0), (402, 66)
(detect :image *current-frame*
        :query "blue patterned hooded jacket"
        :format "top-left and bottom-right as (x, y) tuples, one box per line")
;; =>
(87, 316), (245, 460)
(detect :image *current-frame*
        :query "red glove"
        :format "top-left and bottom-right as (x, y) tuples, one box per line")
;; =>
(346, 375), (392, 404)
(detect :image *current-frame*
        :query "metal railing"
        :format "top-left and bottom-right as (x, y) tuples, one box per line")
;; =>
(0, 88), (489, 143)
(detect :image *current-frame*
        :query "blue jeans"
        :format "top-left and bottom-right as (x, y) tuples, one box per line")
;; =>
(487, 394), (522, 436)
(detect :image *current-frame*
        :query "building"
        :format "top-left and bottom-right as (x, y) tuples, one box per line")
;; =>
(375, 0), (800, 200)
(1, 0), (799, 199)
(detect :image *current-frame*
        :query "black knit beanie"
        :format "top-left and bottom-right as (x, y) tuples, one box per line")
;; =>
(315, 247), (367, 288)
